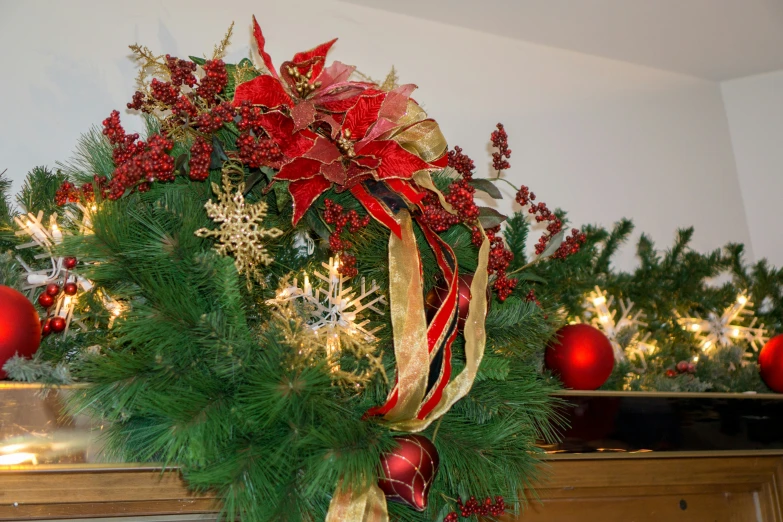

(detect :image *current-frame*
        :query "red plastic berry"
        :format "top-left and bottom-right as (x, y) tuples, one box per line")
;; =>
(63, 257), (77, 269)
(63, 282), (78, 296)
(666, 368), (677, 377)
(676, 360), (690, 373)
(50, 316), (66, 333)
(188, 137), (213, 181)
(447, 146), (475, 180)
(38, 293), (55, 308)
(45, 283), (61, 297)
(196, 59), (228, 103)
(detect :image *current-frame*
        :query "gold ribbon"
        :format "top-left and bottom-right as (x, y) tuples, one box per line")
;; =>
(325, 484), (389, 522)
(383, 210), (431, 422)
(387, 100), (448, 163)
(390, 230), (488, 432)
(326, 99), (488, 522)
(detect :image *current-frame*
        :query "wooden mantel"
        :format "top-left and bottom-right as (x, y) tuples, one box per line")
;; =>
(2, 454), (782, 521)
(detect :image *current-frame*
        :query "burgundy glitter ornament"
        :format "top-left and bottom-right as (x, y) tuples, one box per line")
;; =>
(425, 273), (489, 332)
(378, 434), (439, 511)
(0, 286), (41, 378)
(545, 324), (614, 390)
(759, 334), (783, 393)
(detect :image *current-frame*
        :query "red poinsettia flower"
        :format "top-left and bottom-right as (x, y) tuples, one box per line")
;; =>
(271, 87), (446, 236)
(233, 17), (374, 132)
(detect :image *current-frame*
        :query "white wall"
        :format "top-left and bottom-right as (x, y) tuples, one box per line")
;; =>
(721, 71), (783, 266)
(0, 0), (754, 270)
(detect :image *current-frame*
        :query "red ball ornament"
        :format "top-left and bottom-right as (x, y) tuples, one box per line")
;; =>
(425, 273), (489, 332)
(49, 317), (67, 333)
(63, 257), (78, 269)
(676, 361), (689, 373)
(759, 334), (783, 393)
(0, 285), (42, 378)
(666, 368), (677, 378)
(378, 434), (439, 511)
(45, 283), (61, 297)
(545, 324), (614, 390)
(38, 292), (55, 308)
(41, 319), (52, 337)
(63, 282), (78, 296)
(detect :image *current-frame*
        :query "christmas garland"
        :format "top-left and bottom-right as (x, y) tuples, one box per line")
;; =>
(0, 16), (582, 522)
(529, 220), (783, 393)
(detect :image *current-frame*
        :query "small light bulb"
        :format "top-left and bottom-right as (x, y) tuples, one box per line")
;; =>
(737, 295), (748, 305)
(732, 328), (740, 337)
(692, 356), (699, 363)
(691, 324), (700, 332)
(703, 340), (712, 349)
(592, 296), (606, 306)
(599, 315), (609, 323)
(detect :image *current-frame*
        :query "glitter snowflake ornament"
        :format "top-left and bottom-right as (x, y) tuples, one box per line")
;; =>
(582, 286), (657, 365)
(677, 293), (768, 355)
(196, 172), (283, 286)
(270, 258), (387, 350)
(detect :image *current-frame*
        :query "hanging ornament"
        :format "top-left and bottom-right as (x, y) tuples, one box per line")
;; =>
(677, 293), (768, 358)
(759, 334), (783, 393)
(267, 258), (387, 385)
(425, 273), (489, 332)
(195, 171), (283, 287)
(378, 434), (439, 511)
(545, 323), (614, 390)
(582, 286), (656, 366)
(0, 285), (42, 378)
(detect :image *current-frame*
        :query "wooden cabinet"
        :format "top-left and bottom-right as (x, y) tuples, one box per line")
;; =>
(2, 455), (781, 521)
(517, 455), (783, 521)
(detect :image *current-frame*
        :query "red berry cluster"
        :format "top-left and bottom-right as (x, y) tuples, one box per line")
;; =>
(323, 199), (370, 278)
(237, 134), (284, 169)
(444, 179), (480, 223)
(478, 226), (517, 301)
(514, 185), (568, 256)
(448, 495), (505, 518)
(127, 90), (147, 111)
(174, 95), (199, 120)
(165, 54), (197, 87)
(196, 59), (228, 104)
(55, 182), (79, 206)
(419, 192), (460, 232)
(491, 123), (511, 173)
(447, 146), (475, 180)
(196, 101), (235, 133)
(525, 288), (542, 307)
(55, 176), (108, 206)
(551, 228), (587, 259)
(150, 78), (180, 106)
(237, 101), (267, 133)
(189, 137), (213, 181)
(99, 110), (176, 199)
